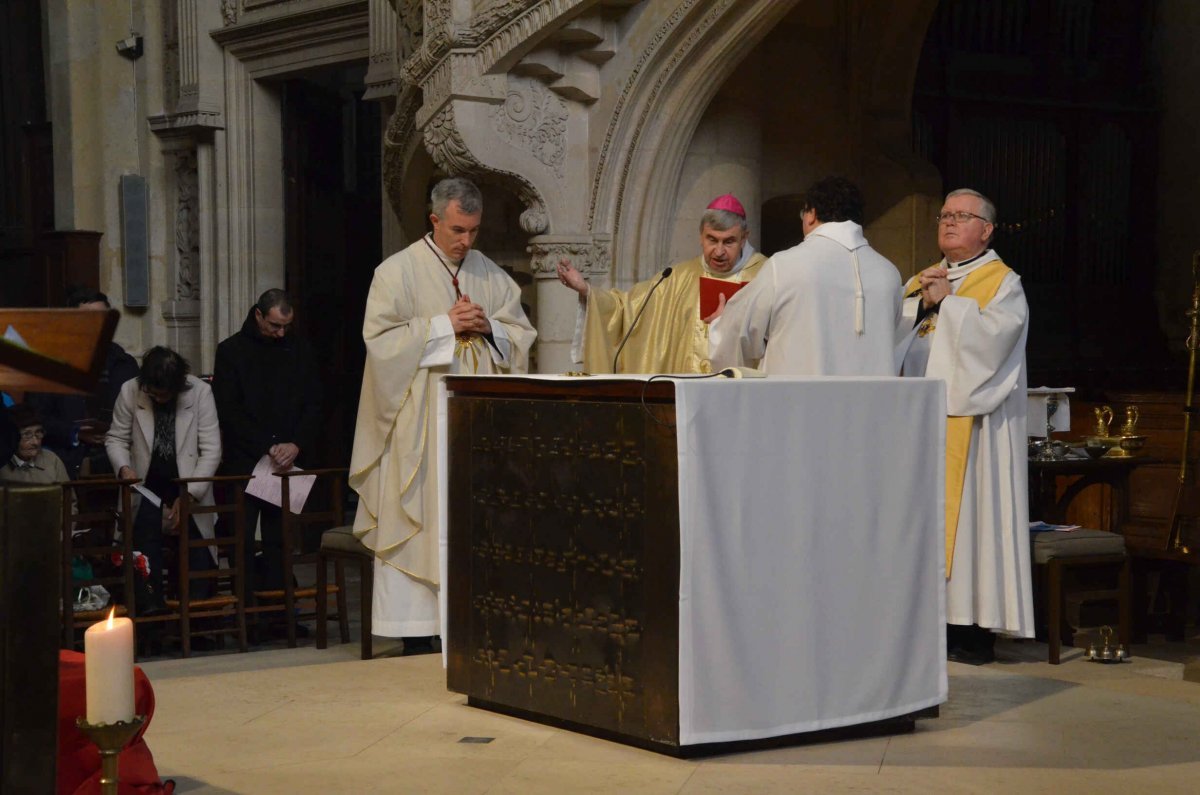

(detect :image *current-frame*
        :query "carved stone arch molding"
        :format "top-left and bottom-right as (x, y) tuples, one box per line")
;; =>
(589, 0), (801, 286)
(383, 84), (430, 236)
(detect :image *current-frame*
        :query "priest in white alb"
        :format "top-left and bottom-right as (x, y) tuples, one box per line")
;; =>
(708, 176), (902, 375)
(555, 194), (767, 374)
(897, 187), (1033, 665)
(349, 178), (536, 653)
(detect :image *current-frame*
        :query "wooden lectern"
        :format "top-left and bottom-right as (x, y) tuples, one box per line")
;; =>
(0, 309), (118, 793)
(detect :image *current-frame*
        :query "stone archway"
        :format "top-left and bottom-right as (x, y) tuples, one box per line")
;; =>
(592, 0), (943, 284)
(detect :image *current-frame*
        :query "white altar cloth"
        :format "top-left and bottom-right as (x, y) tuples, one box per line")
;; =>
(439, 375), (947, 746)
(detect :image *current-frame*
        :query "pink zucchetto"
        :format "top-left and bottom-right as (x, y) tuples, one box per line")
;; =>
(706, 194), (746, 218)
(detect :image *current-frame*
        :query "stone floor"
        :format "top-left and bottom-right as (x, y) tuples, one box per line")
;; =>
(138, 631), (1200, 794)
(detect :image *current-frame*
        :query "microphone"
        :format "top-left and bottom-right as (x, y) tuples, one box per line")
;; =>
(612, 267), (673, 373)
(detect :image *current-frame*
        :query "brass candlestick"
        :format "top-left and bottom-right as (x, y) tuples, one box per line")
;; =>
(1167, 251), (1200, 555)
(75, 716), (145, 795)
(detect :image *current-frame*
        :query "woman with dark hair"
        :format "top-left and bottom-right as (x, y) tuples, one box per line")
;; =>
(106, 346), (222, 610)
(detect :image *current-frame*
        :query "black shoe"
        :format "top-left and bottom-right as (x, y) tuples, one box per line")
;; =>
(947, 645), (995, 665)
(401, 636), (438, 656)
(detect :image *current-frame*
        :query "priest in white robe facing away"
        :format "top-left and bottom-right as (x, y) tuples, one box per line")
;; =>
(349, 178), (536, 654)
(897, 187), (1034, 665)
(707, 176), (902, 375)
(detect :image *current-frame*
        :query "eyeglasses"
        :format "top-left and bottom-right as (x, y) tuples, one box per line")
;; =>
(19, 428), (45, 440)
(936, 211), (989, 226)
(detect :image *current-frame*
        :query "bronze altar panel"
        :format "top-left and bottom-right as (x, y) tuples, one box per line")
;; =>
(446, 383), (680, 747)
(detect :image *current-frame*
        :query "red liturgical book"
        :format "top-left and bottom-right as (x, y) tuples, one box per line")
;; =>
(699, 277), (747, 317)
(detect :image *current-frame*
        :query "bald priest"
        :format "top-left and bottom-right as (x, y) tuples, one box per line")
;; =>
(556, 195), (767, 374)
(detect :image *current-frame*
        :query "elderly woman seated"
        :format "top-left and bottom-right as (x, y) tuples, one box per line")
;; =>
(1, 403), (70, 485)
(106, 346), (222, 611)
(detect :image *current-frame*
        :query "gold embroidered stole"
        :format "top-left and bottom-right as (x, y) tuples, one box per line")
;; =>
(906, 260), (1011, 577)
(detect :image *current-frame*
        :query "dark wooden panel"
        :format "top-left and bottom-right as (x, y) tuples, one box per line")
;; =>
(1, 485), (63, 794)
(447, 392), (680, 747)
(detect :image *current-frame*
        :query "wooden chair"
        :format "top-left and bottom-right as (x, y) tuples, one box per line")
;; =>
(168, 474), (252, 657)
(1031, 528), (1131, 664)
(59, 477), (138, 648)
(251, 468), (350, 648)
(317, 525), (374, 660)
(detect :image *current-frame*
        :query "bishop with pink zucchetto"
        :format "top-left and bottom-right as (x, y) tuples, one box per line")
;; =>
(706, 193), (746, 217)
(555, 193), (767, 373)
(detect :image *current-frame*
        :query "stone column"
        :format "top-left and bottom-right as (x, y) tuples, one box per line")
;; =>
(161, 146), (202, 369)
(528, 235), (610, 373)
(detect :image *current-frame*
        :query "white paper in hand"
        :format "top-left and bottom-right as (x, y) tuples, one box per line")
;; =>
(132, 483), (162, 508)
(245, 454), (317, 514)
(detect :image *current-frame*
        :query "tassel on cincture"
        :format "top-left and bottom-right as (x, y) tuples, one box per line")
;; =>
(851, 249), (865, 335)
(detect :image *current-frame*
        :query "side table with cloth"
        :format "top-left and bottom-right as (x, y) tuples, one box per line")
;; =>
(57, 650), (173, 794)
(439, 375), (947, 751)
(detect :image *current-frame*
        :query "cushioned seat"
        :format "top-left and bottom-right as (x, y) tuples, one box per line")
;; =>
(1031, 528), (1129, 664)
(1032, 528), (1126, 563)
(320, 525), (370, 556)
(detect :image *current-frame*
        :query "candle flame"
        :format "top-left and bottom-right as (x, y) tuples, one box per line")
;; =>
(107, 607), (115, 629)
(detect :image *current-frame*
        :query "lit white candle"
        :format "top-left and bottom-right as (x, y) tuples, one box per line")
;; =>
(84, 608), (135, 725)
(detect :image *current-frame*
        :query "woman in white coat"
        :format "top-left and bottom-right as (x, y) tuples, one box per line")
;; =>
(106, 346), (222, 609)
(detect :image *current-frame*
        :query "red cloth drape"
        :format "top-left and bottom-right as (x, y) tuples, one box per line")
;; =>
(57, 650), (174, 795)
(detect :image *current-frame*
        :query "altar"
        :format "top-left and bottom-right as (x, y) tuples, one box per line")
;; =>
(438, 375), (947, 754)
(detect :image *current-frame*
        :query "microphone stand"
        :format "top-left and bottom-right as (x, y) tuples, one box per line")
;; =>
(611, 267), (672, 373)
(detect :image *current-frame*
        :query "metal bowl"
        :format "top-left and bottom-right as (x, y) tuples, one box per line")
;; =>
(1119, 435), (1147, 453)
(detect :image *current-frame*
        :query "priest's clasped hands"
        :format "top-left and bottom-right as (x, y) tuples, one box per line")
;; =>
(448, 293), (492, 336)
(917, 265), (951, 309)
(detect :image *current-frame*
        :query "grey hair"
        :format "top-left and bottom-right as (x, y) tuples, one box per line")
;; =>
(698, 208), (748, 233)
(946, 188), (997, 224)
(430, 177), (483, 217)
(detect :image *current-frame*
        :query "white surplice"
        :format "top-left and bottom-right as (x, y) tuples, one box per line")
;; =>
(350, 236), (536, 637)
(897, 250), (1034, 637)
(709, 221), (902, 375)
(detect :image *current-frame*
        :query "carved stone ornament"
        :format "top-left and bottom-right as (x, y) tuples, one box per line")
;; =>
(174, 150), (200, 300)
(382, 86), (422, 222)
(491, 80), (568, 177)
(424, 105), (481, 176)
(424, 0), (451, 46)
(423, 105), (551, 234)
(528, 239), (611, 277)
(221, 0), (239, 26)
(397, 0), (424, 64)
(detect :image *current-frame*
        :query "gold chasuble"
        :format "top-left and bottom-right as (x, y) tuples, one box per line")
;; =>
(349, 239), (536, 586)
(582, 253), (767, 374)
(903, 260), (1012, 577)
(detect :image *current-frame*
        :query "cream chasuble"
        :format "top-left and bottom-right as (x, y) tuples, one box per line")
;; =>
(577, 251), (767, 374)
(350, 238), (535, 635)
(897, 250), (1034, 637)
(709, 221), (902, 375)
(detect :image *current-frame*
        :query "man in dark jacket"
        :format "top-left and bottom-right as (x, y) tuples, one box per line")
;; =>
(28, 288), (139, 478)
(213, 289), (321, 598)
